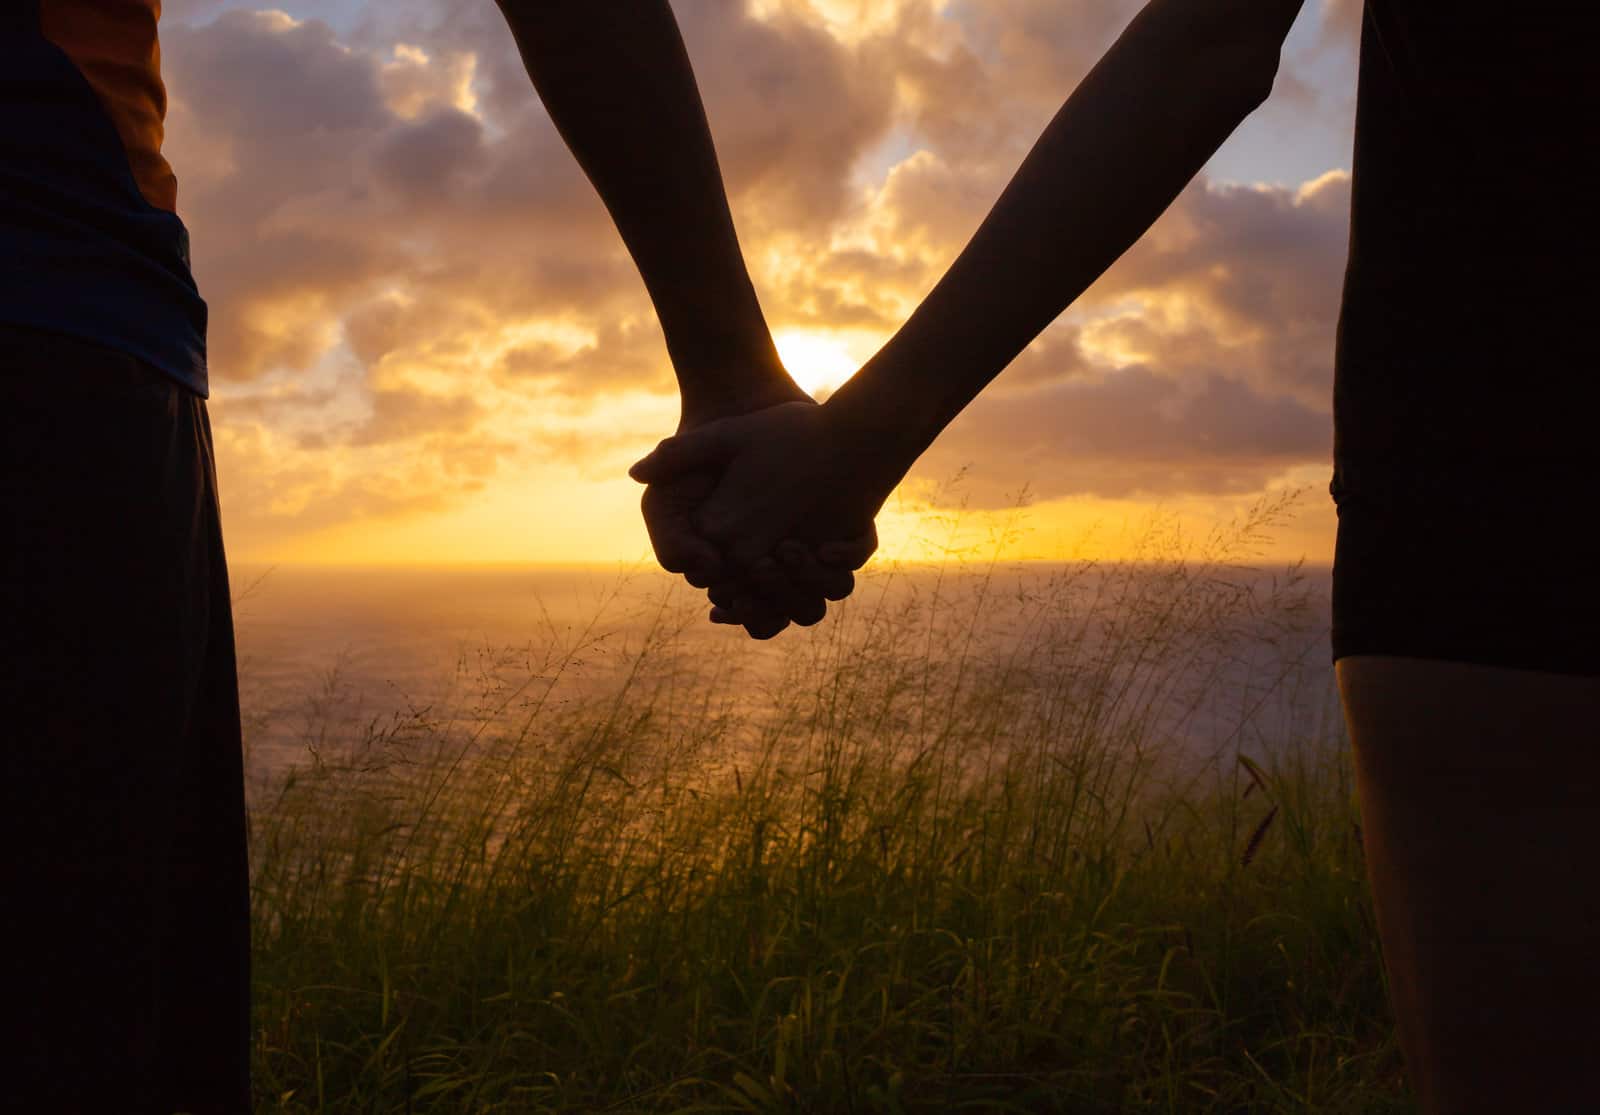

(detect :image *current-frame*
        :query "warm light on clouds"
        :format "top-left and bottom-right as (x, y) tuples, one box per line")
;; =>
(380, 43), (480, 120)
(745, 0), (934, 46)
(160, 0), (1357, 567)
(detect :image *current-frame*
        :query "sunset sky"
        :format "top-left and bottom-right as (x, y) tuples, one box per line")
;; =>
(160, 0), (1361, 567)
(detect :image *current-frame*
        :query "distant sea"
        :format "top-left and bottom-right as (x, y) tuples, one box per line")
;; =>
(230, 562), (1341, 786)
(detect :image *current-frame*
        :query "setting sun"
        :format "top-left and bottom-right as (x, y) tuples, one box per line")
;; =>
(772, 329), (863, 399)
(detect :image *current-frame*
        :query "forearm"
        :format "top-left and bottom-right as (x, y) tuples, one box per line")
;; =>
(827, 0), (1296, 462)
(494, 0), (798, 422)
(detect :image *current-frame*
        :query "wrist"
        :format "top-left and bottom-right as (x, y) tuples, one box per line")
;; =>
(676, 359), (810, 432)
(823, 348), (938, 478)
(818, 382), (923, 514)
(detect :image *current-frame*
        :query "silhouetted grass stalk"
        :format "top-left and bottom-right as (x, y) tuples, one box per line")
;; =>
(246, 492), (1410, 1113)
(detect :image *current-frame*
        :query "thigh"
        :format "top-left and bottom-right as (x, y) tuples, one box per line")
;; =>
(1337, 654), (1600, 1114)
(0, 328), (248, 1112)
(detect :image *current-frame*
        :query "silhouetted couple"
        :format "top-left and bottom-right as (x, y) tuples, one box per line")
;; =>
(4, 1), (1596, 1112)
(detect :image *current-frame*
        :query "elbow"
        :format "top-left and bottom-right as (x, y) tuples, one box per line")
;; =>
(1241, 45), (1285, 112)
(1185, 46), (1281, 126)
(1133, 30), (1285, 127)
(1204, 41), (1284, 123)
(1151, 0), (1301, 110)
(1139, 0), (1293, 117)
(1201, 26), (1286, 117)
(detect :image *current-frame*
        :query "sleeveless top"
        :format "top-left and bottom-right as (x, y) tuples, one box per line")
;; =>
(1333, 2), (1598, 508)
(1, 0), (207, 395)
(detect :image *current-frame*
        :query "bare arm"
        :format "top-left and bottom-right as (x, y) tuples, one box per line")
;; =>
(827, 0), (1309, 461)
(497, 0), (882, 633)
(493, 0), (803, 426)
(631, 0), (1310, 574)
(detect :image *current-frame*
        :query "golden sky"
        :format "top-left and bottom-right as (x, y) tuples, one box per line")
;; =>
(160, 0), (1361, 566)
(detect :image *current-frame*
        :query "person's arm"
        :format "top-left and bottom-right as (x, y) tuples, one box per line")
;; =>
(493, 0), (801, 427)
(631, 0), (1309, 577)
(826, 0), (1307, 460)
(496, 0), (873, 633)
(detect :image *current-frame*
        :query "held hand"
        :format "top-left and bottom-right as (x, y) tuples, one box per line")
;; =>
(638, 469), (724, 588)
(703, 532), (878, 635)
(631, 400), (902, 630)
(639, 394), (871, 637)
(639, 379), (812, 590)
(642, 469), (867, 636)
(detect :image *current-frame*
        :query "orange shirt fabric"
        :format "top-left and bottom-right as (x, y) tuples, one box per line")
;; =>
(39, 0), (179, 212)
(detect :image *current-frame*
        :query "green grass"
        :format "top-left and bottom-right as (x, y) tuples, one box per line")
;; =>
(245, 495), (1414, 1113)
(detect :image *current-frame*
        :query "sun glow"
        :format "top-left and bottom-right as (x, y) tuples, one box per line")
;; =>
(773, 329), (861, 399)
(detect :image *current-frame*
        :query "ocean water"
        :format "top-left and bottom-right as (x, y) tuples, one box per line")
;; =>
(230, 561), (1341, 787)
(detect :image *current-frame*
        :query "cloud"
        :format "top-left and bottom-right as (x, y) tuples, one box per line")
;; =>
(1078, 170), (1351, 406)
(918, 366), (1330, 504)
(369, 106), (489, 204)
(1316, 0), (1364, 50)
(678, 3), (900, 230)
(379, 42), (480, 120)
(345, 386), (484, 448)
(159, 1), (1352, 555)
(902, 169), (1349, 505)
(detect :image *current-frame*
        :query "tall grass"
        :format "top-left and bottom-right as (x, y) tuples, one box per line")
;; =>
(245, 494), (1412, 1113)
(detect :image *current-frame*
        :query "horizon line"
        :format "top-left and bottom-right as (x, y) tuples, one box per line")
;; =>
(228, 557), (1335, 572)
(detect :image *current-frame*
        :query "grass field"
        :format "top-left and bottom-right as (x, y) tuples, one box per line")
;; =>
(245, 497), (1415, 1112)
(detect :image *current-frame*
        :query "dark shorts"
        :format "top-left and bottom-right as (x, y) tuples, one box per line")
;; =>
(0, 326), (250, 1113)
(1331, 481), (1600, 678)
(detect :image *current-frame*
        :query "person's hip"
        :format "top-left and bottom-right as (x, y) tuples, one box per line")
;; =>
(1330, 479), (1600, 677)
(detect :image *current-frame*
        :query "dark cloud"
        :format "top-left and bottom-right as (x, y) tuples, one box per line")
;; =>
(161, 0), (904, 393)
(918, 366), (1330, 504)
(495, 319), (664, 390)
(164, 10), (619, 384)
(370, 107), (489, 203)
(159, 1), (1354, 552)
(164, 13), (406, 381)
(883, 170), (1351, 504)
(677, 2), (899, 229)
(346, 387), (484, 448)
(1084, 171), (1350, 407)
(172, 12), (388, 141)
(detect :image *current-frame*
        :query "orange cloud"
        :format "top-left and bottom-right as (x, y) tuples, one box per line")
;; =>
(161, 1), (1352, 563)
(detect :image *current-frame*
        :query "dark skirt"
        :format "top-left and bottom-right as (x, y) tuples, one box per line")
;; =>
(0, 325), (250, 1113)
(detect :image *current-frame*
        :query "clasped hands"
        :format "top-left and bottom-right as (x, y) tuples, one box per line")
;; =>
(631, 392), (902, 638)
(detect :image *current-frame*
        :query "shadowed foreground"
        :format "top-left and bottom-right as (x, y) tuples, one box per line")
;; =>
(247, 501), (1414, 1113)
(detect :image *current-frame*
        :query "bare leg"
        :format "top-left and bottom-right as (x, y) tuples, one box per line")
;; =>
(1337, 655), (1600, 1114)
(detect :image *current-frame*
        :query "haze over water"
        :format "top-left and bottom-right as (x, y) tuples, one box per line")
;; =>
(233, 561), (1340, 790)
